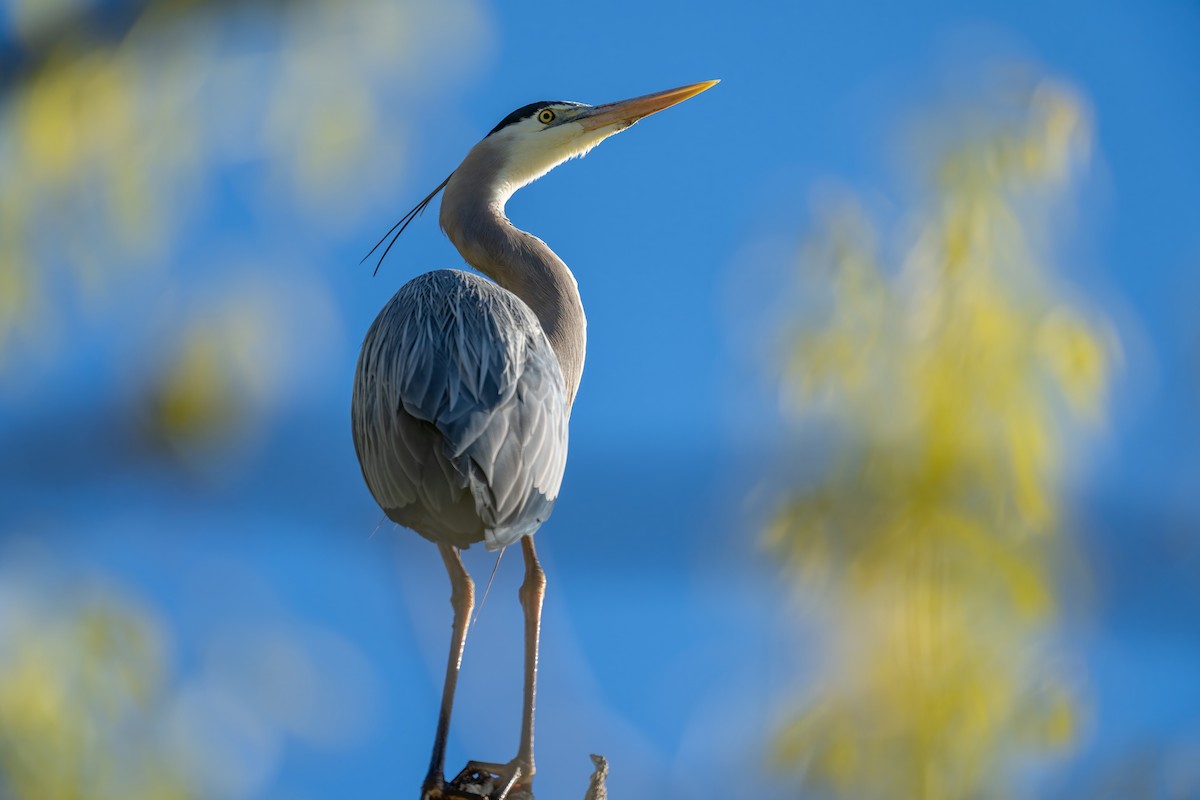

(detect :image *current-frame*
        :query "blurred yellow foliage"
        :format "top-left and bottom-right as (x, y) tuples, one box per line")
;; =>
(150, 327), (246, 447)
(0, 550), (381, 799)
(129, 275), (339, 473)
(0, 587), (192, 800)
(768, 79), (1111, 799)
(0, 0), (489, 366)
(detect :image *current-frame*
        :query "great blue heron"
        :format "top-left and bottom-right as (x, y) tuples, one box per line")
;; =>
(352, 80), (717, 799)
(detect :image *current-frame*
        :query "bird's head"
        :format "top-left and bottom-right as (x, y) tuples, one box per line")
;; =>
(363, 81), (718, 274)
(480, 80), (719, 194)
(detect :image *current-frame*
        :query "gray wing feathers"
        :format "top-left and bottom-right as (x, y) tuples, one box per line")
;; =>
(352, 269), (568, 549)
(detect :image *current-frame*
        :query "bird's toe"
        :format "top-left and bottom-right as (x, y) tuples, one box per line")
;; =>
(447, 759), (531, 800)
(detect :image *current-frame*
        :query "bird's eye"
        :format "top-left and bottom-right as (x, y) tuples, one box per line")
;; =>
(537, 109), (556, 124)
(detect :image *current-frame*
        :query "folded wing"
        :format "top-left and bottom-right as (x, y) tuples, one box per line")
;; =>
(352, 269), (569, 549)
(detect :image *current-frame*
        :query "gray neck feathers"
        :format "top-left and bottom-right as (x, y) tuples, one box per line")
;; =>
(439, 139), (587, 406)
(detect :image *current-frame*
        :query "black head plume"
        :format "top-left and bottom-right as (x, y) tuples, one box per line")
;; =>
(361, 173), (453, 275)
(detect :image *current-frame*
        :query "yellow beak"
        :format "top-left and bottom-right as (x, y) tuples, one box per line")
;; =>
(576, 80), (719, 132)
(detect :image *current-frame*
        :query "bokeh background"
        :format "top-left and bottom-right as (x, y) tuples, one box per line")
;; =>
(1, 1), (1198, 798)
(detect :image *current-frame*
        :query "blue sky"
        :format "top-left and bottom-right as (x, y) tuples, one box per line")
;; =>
(2, 0), (1199, 797)
(378, 0), (1199, 484)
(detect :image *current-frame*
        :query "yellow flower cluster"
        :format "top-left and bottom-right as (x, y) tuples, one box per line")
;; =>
(0, 586), (192, 800)
(768, 80), (1112, 799)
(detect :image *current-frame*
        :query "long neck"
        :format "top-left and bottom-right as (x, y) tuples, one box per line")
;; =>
(440, 141), (587, 405)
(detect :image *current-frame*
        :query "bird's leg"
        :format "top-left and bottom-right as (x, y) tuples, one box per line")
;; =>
(514, 534), (546, 790)
(423, 544), (475, 800)
(448, 537), (547, 800)
(447, 536), (543, 800)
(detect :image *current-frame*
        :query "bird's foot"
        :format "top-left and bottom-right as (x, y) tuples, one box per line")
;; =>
(421, 774), (495, 800)
(447, 759), (533, 800)
(419, 776), (444, 800)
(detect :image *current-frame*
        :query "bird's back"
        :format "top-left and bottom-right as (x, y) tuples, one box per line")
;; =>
(352, 269), (569, 550)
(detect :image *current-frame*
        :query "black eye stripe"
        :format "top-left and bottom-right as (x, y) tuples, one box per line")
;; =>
(487, 101), (555, 136)
(486, 100), (586, 137)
